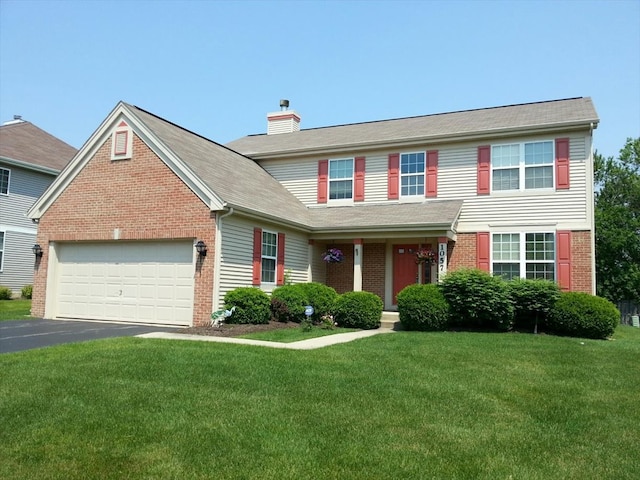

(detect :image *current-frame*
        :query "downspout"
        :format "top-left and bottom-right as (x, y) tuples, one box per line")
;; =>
(589, 122), (597, 295)
(212, 206), (234, 311)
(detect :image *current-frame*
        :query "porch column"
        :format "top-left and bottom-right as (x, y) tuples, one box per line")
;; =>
(437, 236), (448, 281)
(307, 239), (315, 282)
(353, 238), (363, 291)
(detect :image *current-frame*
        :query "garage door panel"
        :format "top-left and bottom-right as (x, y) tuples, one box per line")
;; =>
(55, 241), (195, 326)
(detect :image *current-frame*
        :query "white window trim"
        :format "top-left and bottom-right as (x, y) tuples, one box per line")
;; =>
(0, 167), (10, 196)
(328, 157), (354, 204)
(110, 123), (134, 161)
(491, 141), (555, 193)
(491, 231), (556, 281)
(261, 230), (278, 285)
(399, 151), (425, 198)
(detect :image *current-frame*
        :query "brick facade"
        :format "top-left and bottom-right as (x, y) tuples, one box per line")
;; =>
(32, 134), (216, 327)
(362, 243), (386, 303)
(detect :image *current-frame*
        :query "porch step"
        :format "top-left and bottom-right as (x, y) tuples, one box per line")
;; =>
(380, 311), (402, 330)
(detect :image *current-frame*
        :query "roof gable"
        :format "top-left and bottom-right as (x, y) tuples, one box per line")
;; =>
(0, 121), (77, 172)
(226, 97), (599, 158)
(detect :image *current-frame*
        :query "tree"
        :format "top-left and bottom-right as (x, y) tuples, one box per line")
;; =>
(594, 137), (640, 303)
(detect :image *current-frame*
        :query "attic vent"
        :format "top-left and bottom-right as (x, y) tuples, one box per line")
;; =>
(111, 121), (133, 161)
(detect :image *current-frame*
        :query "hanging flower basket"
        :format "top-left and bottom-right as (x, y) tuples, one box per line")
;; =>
(415, 248), (436, 264)
(322, 248), (344, 264)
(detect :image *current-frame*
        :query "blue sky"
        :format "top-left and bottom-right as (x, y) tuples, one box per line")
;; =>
(1, 0), (638, 159)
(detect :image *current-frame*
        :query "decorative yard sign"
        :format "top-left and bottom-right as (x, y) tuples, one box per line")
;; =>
(438, 237), (448, 280)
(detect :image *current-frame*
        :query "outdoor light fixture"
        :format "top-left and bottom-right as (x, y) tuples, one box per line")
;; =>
(32, 244), (43, 258)
(195, 240), (207, 257)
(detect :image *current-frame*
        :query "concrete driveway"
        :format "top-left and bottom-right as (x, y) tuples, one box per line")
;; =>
(0, 319), (177, 354)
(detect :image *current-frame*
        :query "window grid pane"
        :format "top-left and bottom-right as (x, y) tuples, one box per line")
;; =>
(261, 259), (276, 283)
(400, 152), (425, 174)
(492, 144), (520, 168)
(493, 263), (520, 280)
(329, 180), (353, 200)
(493, 168), (519, 191)
(0, 169), (9, 195)
(525, 233), (555, 261)
(493, 233), (520, 261)
(329, 159), (353, 200)
(525, 166), (553, 189)
(401, 175), (424, 196)
(261, 232), (277, 283)
(329, 159), (353, 179)
(524, 141), (553, 165)
(400, 152), (425, 196)
(526, 263), (555, 280)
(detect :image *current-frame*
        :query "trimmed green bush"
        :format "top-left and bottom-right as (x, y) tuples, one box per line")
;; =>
(507, 278), (560, 332)
(440, 268), (514, 331)
(21, 285), (33, 300)
(334, 291), (382, 330)
(270, 285), (307, 323)
(295, 282), (338, 322)
(0, 286), (12, 300)
(547, 292), (619, 339)
(397, 284), (450, 331)
(223, 287), (271, 324)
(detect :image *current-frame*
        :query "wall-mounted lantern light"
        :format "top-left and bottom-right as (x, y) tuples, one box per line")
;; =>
(32, 244), (43, 258)
(195, 240), (207, 257)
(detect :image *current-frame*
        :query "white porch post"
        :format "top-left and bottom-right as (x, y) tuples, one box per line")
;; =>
(437, 236), (448, 281)
(353, 239), (363, 291)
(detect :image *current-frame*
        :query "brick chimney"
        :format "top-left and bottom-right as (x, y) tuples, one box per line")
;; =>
(267, 99), (300, 135)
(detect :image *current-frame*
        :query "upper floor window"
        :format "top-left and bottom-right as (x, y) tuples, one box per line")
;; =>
(0, 168), (10, 195)
(400, 152), (425, 196)
(492, 232), (555, 281)
(329, 158), (353, 200)
(261, 230), (277, 283)
(492, 141), (554, 191)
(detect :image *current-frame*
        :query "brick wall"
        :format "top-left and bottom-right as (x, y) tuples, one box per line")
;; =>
(32, 133), (216, 326)
(447, 233), (476, 271)
(363, 243), (385, 303)
(325, 243), (353, 294)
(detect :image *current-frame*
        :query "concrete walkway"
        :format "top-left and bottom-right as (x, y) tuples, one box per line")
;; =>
(138, 327), (395, 350)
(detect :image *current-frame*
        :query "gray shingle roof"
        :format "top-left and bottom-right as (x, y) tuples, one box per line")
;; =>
(0, 121), (77, 171)
(227, 97), (599, 157)
(127, 105), (312, 228)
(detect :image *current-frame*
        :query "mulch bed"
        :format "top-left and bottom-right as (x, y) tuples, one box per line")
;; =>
(176, 321), (301, 337)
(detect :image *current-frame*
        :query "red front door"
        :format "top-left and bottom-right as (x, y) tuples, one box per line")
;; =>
(393, 244), (418, 304)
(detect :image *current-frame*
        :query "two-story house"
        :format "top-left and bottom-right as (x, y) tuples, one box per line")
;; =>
(27, 97), (598, 326)
(0, 118), (77, 296)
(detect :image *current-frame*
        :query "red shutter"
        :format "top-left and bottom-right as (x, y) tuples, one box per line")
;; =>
(354, 156), (365, 202)
(477, 146), (491, 195)
(388, 153), (399, 199)
(317, 160), (328, 203)
(252, 228), (262, 286)
(426, 150), (438, 197)
(557, 230), (572, 291)
(477, 232), (490, 272)
(277, 233), (285, 285)
(555, 138), (570, 190)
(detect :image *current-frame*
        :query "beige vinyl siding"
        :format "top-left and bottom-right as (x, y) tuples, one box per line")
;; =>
(259, 158), (318, 206)
(218, 216), (310, 307)
(0, 230), (36, 294)
(1, 165), (56, 230)
(360, 153), (389, 203)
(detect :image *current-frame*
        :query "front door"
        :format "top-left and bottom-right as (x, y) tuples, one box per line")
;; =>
(393, 244), (418, 304)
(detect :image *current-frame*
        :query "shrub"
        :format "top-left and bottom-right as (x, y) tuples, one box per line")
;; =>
(270, 285), (307, 323)
(334, 291), (383, 330)
(295, 283), (338, 322)
(0, 286), (12, 300)
(440, 269), (514, 331)
(507, 278), (560, 332)
(223, 287), (271, 324)
(21, 284), (33, 300)
(547, 292), (619, 339)
(397, 284), (450, 331)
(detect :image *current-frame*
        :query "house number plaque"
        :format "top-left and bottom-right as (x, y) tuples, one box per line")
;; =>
(438, 240), (447, 280)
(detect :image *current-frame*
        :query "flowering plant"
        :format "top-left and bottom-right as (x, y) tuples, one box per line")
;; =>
(415, 248), (436, 264)
(322, 248), (344, 263)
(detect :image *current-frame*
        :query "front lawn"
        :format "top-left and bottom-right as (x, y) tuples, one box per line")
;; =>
(240, 325), (357, 342)
(1, 326), (639, 479)
(0, 299), (33, 321)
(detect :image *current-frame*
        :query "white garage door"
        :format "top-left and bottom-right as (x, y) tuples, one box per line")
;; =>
(55, 241), (194, 326)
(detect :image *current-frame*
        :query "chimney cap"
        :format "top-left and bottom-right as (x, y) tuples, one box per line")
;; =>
(279, 99), (290, 110)
(14, 115), (22, 121)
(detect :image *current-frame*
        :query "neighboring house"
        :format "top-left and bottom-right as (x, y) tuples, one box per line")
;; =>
(0, 118), (76, 296)
(27, 98), (599, 326)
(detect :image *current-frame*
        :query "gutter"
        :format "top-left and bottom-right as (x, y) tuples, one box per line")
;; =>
(0, 156), (62, 175)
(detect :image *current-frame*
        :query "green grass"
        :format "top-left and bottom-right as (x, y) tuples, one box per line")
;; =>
(1, 326), (639, 479)
(0, 299), (33, 321)
(240, 325), (357, 342)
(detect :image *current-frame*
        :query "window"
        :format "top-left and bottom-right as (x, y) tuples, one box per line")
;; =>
(0, 231), (4, 271)
(492, 232), (555, 280)
(492, 141), (554, 191)
(261, 231), (277, 283)
(0, 168), (9, 195)
(400, 152), (425, 196)
(329, 158), (353, 200)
